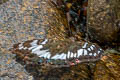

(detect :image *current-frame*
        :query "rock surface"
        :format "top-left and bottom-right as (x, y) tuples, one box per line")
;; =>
(0, 0), (120, 80)
(0, 51), (33, 80)
(94, 51), (120, 80)
(88, 0), (120, 46)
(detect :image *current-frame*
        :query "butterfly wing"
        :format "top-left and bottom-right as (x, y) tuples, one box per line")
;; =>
(11, 38), (103, 67)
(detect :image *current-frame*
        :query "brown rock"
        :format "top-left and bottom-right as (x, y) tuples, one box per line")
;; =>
(94, 51), (120, 80)
(87, 0), (120, 45)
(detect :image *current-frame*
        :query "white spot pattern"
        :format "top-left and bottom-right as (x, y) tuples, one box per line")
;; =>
(70, 52), (74, 58)
(87, 48), (91, 51)
(89, 53), (93, 56)
(39, 52), (51, 59)
(92, 45), (95, 48)
(77, 49), (83, 57)
(83, 49), (88, 55)
(30, 40), (38, 46)
(94, 53), (97, 56)
(74, 53), (77, 58)
(62, 54), (67, 59)
(90, 46), (94, 50)
(51, 54), (60, 60)
(34, 50), (48, 56)
(18, 43), (24, 50)
(31, 45), (43, 52)
(82, 42), (88, 48)
(23, 47), (27, 50)
(67, 51), (71, 58)
(17, 39), (103, 61)
(58, 53), (66, 60)
(28, 46), (37, 50)
(98, 51), (101, 54)
(41, 39), (48, 44)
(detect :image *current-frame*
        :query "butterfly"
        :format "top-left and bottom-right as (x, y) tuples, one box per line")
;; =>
(11, 0), (103, 67)
(11, 38), (103, 67)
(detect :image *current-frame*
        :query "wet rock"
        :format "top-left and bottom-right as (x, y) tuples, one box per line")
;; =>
(87, 0), (120, 46)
